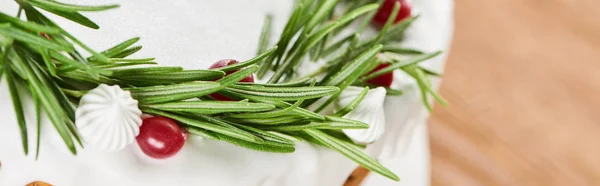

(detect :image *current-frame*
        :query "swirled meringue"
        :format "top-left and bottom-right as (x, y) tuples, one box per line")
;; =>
(336, 86), (387, 145)
(75, 84), (143, 151)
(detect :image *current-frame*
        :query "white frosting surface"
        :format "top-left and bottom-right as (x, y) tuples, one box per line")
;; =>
(0, 0), (453, 185)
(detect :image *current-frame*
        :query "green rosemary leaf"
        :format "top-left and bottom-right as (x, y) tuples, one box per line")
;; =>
(0, 25), (73, 52)
(108, 66), (183, 76)
(415, 74), (432, 112)
(231, 124), (295, 145)
(187, 115), (264, 143)
(232, 115), (310, 125)
(321, 34), (354, 58)
(385, 88), (403, 95)
(361, 51), (441, 81)
(421, 67), (442, 77)
(371, 2), (400, 45)
(110, 45), (142, 58)
(324, 116), (369, 126)
(320, 34), (362, 84)
(215, 47), (277, 72)
(382, 45), (424, 55)
(309, 33), (327, 61)
(304, 0), (338, 34)
(27, 0), (119, 12)
(144, 100), (276, 115)
(260, 120), (368, 131)
(128, 81), (222, 104)
(360, 56), (381, 76)
(315, 44), (383, 113)
(109, 57), (154, 62)
(51, 50), (108, 78)
(223, 84), (339, 101)
(257, 3), (304, 79)
(6, 50), (29, 80)
(213, 132), (295, 153)
(322, 44), (382, 88)
(34, 91), (42, 159)
(60, 70), (114, 85)
(115, 70), (225, 85)
(0, 46), (8, 81)
(11, 46), (76, 154)
(61, 88), (85, 98)
(268, 4), (379, 83)
(268, 131), (303, 142)
(6, 70), (28, 155)
(307, 4), (379, 45)
(237, 77), (314, 87)
(186, 127), (220, 140)
(38, 48), (56, 76)
(383, 15), (419, 42)
(31, 61), (77, 122)
(282, 0), (328, 62)
(354, 81), (404, 96)
(304, 129), (399, 181)
(321, 129), (366, 149)
(332, 86), (369, 117)
(99, 37), (140, 57)
(226, 100), (302, 119)
(257, 100), (325, 120)
(216, 65), (258, 86)
(357, 0), (384, 33)
(34, 7), (99, 29)
(94, 60), (156, 69)
(256, 14), (273, 55)
(0, 33), (13, 47)
(141, 108), (259, 142)
(412, 66), (447, 106)
(0, 12), (59, 34)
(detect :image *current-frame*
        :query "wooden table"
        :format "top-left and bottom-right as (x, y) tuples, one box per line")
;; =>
(429, 0), (600, 185)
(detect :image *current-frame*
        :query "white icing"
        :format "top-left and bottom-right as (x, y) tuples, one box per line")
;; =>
(75, 84), (142, 151)
(337, 86), (387, 144)
(0, 0), (453, 185)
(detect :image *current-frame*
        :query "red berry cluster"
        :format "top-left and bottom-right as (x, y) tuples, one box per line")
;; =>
(208, 59), (255, 101)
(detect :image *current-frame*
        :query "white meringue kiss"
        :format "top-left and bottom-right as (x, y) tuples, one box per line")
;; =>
(75, 84), (143, 151)
(336, 86), (387, 145)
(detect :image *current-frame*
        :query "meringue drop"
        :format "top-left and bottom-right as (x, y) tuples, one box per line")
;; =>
(335, 86), (387, 145)
(75, 84), (143, 151)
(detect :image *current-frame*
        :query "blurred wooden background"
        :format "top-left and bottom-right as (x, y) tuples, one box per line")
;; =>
(429, 0), (600, 185)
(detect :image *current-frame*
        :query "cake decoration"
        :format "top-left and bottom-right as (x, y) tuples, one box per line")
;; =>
(75, 84), (142, 151)
(136, 116), (186, 159)
(337, 86), (387, 144)
(0, 0), (448, 181)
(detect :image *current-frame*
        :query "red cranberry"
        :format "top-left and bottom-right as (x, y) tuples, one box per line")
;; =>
(372, 0), (412, 28)
(208, 59), (254, 100)
(136, 116), (185, 159)
(366, 63), (394, 87)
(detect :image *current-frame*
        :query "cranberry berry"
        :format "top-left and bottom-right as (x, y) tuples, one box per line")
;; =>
(372, 0), (412, 28)
(366, 63), (394, 87)
(136, 116), (186, 159)
(208, 59), (254, 101)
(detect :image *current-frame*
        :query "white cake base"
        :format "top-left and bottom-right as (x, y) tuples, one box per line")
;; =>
(0, 0), (453, 185)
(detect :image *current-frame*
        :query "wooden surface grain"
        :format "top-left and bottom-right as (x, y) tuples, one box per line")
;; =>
(430, 0), (600, 186)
